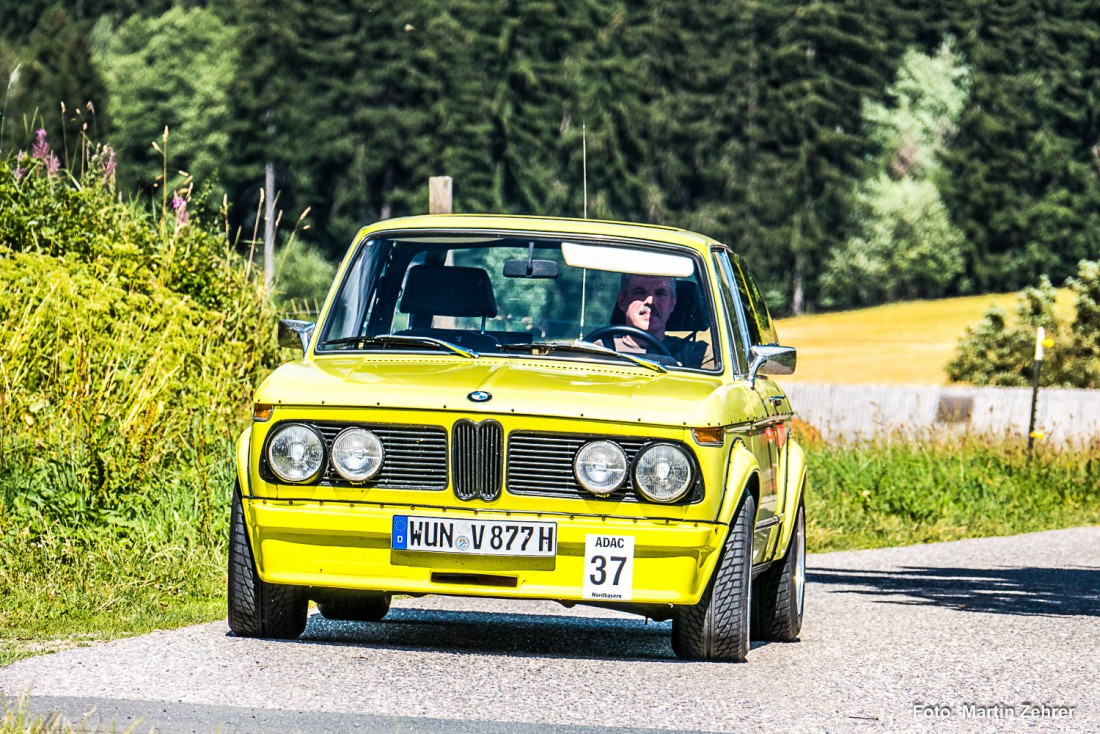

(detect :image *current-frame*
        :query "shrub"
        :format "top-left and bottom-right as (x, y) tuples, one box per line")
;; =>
(945, 261), (1098, 388)
(0, 132), (279, 541)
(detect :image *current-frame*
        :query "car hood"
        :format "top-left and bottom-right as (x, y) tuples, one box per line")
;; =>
(256, 356), (730, 427)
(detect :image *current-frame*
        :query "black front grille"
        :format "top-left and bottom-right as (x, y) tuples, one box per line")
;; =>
(313, 422), (448, 490)
(506, 432), (703, 503)
(452, 419), (504, 501)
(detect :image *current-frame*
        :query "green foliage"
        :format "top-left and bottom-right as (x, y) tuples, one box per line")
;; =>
(95, 7), (238, 195)
(939, 1), (1100, 292)
(0, 141), (277, 642)
(272, 241), (337, 314)
(821, 40), (970, 308)
(806, 433), (1100, 552)
(946, 261), (1100, 388)
(0, 6), (109, 158)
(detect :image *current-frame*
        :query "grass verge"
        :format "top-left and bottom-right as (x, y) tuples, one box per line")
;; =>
(806, 434), (1100, 551)
(0, 521), (226, 669)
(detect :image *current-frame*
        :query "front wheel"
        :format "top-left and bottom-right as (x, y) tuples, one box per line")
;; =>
(227, 484), (308, 639)
(752, 498), (805, 641)
(671, 493), (755, 662)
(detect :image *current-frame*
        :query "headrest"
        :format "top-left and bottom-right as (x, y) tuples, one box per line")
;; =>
(666, 280), (709, 331)
(399, 266), (497, 318)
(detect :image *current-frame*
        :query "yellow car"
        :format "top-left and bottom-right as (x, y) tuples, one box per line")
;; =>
(229, 214), (806, 662)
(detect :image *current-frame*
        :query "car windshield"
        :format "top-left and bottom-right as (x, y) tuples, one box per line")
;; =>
(317, 233), (721, 372)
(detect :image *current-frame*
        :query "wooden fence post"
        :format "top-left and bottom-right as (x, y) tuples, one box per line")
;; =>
(429, 176), (453, 214)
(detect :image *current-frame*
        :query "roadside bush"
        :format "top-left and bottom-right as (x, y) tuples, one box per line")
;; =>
(0, 134), (280, 665)
(0, 134), (279, 541)
(945, 261), (1099, 387)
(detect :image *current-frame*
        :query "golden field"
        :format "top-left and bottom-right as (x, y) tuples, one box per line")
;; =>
(773, 291), (1074, 385)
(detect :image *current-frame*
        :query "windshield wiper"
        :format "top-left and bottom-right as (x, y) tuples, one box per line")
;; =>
(321, 334), (479, 358)
(500, 340), (667, 373)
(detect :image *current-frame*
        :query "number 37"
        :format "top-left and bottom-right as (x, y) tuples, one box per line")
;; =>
(589, 555), (628, 585)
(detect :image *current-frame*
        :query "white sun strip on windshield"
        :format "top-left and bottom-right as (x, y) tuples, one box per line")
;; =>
(561, 242), (695, 277)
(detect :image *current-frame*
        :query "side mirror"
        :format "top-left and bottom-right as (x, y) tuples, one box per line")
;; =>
(748, 345), (796, 387)
(278, 319), (315, 353)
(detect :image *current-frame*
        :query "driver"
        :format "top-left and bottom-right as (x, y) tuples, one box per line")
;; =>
(613, 274), (707, 368)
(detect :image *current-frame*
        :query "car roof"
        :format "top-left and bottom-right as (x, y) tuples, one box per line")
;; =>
(352, 214), (719, 255)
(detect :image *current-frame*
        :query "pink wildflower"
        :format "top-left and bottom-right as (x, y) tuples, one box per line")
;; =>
(172, 194), (188, 227)
(46, 152), (60, 177)
(31, 129), (49, 161)
(101, 145), (116, 187)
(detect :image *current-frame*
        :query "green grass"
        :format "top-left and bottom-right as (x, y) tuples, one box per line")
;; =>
(0, 523), (227, 669)
(805, 433), (1100, 551)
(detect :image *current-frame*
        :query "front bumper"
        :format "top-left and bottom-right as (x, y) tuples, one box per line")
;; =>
(244, 498), (727, 605)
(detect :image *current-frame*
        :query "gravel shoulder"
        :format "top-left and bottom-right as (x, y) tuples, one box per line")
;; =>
(2, 526), (1098, 734)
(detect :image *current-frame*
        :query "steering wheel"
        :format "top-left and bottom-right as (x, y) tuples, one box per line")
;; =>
(584, 325), (673, 358)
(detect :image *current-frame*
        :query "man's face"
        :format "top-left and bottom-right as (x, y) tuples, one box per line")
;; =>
(617, 276), (677, 338)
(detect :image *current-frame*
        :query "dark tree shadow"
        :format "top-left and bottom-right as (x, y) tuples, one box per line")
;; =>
(808, 565), (1100, 617)
(297, 608), (685, 662)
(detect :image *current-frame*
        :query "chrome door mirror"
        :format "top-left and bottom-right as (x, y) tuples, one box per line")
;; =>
(748, 345), (796, 387)
(278, 319), (315, 353)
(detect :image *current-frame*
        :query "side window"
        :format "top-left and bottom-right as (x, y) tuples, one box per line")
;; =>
(732, 255), (778, 346)
(712, 250), (750, 374)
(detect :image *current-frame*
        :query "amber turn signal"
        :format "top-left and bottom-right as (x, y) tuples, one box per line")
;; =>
(252, 403), (274, 422)
(691, 426), (724, 446)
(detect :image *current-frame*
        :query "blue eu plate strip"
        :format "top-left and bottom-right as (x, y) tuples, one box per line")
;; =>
(391, 515), (408, 550)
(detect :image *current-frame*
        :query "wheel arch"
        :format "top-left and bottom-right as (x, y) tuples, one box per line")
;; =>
(716, 439), (760, 527)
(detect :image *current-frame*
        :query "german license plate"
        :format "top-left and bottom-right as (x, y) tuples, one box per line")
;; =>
(391, 515), (557, 556)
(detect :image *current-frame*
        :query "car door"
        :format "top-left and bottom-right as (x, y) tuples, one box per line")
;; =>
(731, 254), (795, 559)
(713, 250), (779, 563)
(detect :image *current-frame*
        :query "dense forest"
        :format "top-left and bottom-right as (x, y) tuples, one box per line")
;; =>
(3, 1), (1099, 315)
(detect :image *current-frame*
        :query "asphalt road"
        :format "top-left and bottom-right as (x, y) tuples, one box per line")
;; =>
(2, 526), (1097, 734)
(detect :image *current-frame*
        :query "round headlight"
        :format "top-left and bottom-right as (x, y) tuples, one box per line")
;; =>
(633, 443), (693, 503)
(331, 428), (384, 482)
(573, 440), (628, 496)
(267, 424), (325, 483)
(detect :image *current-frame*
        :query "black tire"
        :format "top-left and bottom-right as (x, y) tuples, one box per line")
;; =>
(752, 498), (805, 642)
(672, 493), (755, 662)
(315, 591), (391, 622)
(227, 484), (308, 639)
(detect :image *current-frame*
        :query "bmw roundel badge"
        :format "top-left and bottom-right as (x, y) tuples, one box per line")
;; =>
(467, 390), (492, 403)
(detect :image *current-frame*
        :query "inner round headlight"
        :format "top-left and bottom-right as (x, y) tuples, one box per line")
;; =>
(573, 440), (628, 496)
(633, 443), (693, 503)
(331, 428), (384, 482)
(267, 424), (325, 483)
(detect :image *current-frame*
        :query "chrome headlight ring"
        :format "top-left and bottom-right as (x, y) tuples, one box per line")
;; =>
(573, 440), (628, 496)
(331, 427), (385, 482)
(632, 442), (694, 503)
(266, 423), (326, 484)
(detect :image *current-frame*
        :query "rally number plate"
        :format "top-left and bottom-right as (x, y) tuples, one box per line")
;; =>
(391, 515), (557, 557)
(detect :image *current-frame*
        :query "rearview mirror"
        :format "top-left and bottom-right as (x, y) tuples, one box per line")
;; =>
(503, 259), (559, 278)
